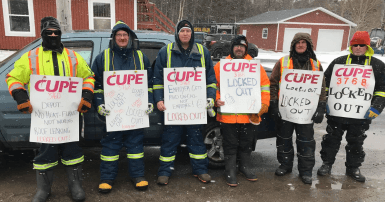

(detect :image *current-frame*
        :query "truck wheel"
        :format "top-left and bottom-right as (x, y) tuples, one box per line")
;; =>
(202, 121), (225, 168)
(213, 48), (222, 60)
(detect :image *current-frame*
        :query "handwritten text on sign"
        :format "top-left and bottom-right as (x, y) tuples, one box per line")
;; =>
(104, 70), (149, 132)
(30, 75), (82, 144)
(279, 69), (322, 124)
(328, 64), (375, 119)
(164, 68), (207, 125)
(219, 59), (261, 113)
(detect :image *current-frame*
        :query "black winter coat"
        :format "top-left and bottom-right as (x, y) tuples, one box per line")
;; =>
(324, 54), (385, 124)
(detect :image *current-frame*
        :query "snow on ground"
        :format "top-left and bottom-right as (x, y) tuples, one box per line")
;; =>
(258, 49), (385, 71)
(0, 50), (16, 63)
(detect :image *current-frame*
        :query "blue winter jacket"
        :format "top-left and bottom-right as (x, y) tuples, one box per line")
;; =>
(153, 20), (216, 103)
(92, 21), (153, 115)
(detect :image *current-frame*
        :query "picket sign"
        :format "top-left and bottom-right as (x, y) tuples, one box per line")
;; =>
(279, 69), (322, 124)
(219, 59), (261, 113)
(163, 67), (207, 125)
(104, 70), (149, 132)
(29, 75), (82, 144)
(328, 64), (375, 119)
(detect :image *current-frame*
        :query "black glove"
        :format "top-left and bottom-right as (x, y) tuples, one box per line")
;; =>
(312, 102), (326, 124)
(12, 89), (33, 114)
(78, 90), (94, 113)
(269, 100), (281, 121)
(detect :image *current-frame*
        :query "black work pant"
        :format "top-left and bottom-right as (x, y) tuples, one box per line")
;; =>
(221, 123), (256, 155)
(320, 119), (368, 168)
(276, 120), (315, 176)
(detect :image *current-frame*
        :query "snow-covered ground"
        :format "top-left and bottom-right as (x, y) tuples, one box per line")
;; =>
(258, 49), (385, 71)
(0, 50), (16, 63)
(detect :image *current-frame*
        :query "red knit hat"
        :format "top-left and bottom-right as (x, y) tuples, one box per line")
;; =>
(350, 31), (370, 46)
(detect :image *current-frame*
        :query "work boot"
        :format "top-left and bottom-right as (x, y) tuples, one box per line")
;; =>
(275, 166), (292, 176)
(239, 152), (258, 181)
(157, 176), (169, 185)
(194, 173), (211, 183)
(131, 177), (148, 191)
(65, 164), (85, 201)
(346, 167), (366, 182)
(317, 163), (332, 176)
(300, 175), (313, 184)
(98, 180), (113, 194)
(32, 170), (54, 202)
(224, 154), (237, 187)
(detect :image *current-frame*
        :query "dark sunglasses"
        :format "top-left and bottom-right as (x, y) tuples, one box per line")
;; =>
(44, 30), (61, 36)
(352, 44), (366, 47)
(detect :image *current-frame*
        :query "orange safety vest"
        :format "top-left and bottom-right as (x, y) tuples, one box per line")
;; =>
(214, 54), (271, 124)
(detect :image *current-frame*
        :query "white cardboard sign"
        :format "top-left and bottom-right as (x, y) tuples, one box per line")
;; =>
(29, 75), (82, 144)
(328, 64), (375, 119)
(279, 69), (322, 124)
(104, 70), (149, 132)
(163, 67), (207, 125)
(219, 59), (261, 113)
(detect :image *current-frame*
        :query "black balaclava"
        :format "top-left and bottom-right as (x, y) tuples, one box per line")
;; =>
(40, 16), (63, 52)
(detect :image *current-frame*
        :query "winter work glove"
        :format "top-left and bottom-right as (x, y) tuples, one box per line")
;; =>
(97, 104), (110, 116)
(364, 106), (380, 120)
(312, 102), (326, 124)
(249, 103), (269, 125)
(206, 98), (215, 109)
(12, 89), (33, 114)
(269, 100), (281, 121)
(145, 103), (154, 115)
(78, 90), (93, 113)
(326, 103), (330, 114)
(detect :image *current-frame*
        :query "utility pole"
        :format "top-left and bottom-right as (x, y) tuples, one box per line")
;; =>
(56, 0), (72, 32)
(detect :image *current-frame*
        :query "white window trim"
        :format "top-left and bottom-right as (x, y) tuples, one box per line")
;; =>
(88, 0), (115, 30)
(2, 0), (35, 37)
(262, 28), (268, 39)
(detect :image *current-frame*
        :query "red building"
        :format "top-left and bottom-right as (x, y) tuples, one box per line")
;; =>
(236, 7), (357, 52)
(0, 0), (174, 50)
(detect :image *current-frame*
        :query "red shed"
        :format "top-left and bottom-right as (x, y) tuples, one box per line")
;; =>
(236, 7), (357, 52)
(0, 0), (174, 50)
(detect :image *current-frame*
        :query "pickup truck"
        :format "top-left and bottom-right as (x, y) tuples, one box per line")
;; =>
(0, 30), (277, 167)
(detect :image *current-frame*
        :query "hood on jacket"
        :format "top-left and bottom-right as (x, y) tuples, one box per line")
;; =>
(290, 32), (317, 60)
(174, 20), (195, 51)
(230, 35), (248, 58)
(109, 20), (139, 50)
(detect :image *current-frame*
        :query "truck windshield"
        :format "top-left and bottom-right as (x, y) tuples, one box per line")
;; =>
(370, 29), (385, 39)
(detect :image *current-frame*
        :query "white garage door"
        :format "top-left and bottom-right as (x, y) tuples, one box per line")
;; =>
(282, 28), (312, 53)
(316, 29), (344, 52)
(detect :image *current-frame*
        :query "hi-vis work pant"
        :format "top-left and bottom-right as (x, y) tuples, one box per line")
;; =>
(100, 129), (145, 180)
(158, 125), (208, 177)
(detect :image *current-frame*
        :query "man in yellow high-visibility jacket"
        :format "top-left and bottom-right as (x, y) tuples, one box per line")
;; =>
(5, 16), (95, 202)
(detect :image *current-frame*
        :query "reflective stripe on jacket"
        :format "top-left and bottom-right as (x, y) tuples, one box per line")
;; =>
(153, 42), (217, 103)
(214, 54), (270, 124)
(6, 46), (95, 94)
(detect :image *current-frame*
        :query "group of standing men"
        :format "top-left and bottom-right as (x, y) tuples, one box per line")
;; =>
(5, 16), (385, 202)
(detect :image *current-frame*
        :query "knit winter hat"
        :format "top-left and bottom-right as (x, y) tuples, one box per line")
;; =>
(177, 23), (191, 34)
(350, 31), (370, 46)
(230, 35), (248, 58)
(40, 16), (61, 35)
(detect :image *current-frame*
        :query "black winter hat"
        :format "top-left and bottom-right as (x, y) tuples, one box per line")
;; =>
(230, 35), (248, 58)
(40, 16), (61, 35)
(177, 22), (191, 34)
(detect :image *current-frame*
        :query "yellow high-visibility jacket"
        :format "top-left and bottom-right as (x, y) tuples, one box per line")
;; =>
(6, 46), (95, 94)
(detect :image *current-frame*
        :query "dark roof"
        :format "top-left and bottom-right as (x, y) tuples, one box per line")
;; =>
(237, 7), (316, 24)
(236, 7), (356, 26)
